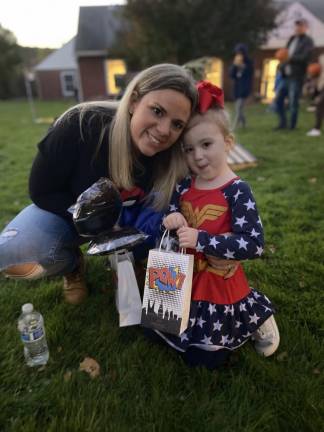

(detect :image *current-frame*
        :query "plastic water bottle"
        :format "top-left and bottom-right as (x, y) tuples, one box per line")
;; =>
(18, 303), (49, 367)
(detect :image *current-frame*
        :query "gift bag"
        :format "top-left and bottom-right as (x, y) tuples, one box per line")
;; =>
(141, 231), (194, 335)
(109, 250), (142, 327)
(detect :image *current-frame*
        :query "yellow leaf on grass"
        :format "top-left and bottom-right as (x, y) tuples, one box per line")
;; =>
(276, 351), (288, 362)
(79, 357), (100, 379)
(64, 371), (72, 382)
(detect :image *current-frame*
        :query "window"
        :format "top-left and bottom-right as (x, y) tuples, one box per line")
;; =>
(260, 59), (279, 102)
(205, 58), (223, 87)
(105, 59), (127, 96)
(60, 72), (77, 97)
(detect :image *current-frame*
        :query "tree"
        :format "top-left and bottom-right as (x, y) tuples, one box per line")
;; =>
(0, 24), (22, 99)
(120, 0), (279, 68)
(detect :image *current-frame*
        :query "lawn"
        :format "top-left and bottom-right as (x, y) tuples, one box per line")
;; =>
(0, 100), (323, 432)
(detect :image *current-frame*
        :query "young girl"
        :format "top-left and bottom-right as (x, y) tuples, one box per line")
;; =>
(161, 80), (279, 369)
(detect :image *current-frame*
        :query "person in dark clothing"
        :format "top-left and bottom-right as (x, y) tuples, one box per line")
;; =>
(229, 43), (254, 129)
(275, 19), (314, 130)
(0, 64), (197, 304)
(306, 54), (324, 137)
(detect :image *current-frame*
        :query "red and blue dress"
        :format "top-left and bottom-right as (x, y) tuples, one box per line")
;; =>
(156, 176), (275, 352)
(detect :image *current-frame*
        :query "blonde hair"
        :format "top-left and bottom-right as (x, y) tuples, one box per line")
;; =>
(110, 63), (197, 210)
(186, 107), (234, 139)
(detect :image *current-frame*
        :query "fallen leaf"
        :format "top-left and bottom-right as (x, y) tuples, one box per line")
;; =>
(268, 245), (276, 254)
(313, 368), (321, 375)
(308, 177), (317, 184)
(79, 357), (100, 379)
(276, 351), (288, 362)
(64, 371), (72, 382)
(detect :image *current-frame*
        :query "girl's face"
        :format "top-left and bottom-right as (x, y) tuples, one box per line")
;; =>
(183, 116), (233, 181)
(129, 89), (191, 157)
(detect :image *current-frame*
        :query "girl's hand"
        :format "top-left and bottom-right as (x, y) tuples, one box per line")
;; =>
(206, 255), (239, 279)
(163, 212), (188, 230)
(177, 227), (199, 249)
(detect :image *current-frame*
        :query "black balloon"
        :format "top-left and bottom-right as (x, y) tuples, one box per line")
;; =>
(87, 227), (149, 255)
(73, 177), (122, 237)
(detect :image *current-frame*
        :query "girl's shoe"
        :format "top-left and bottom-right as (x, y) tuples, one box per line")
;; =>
(251, 315), (280, 357)
(306, 128), (321, 137)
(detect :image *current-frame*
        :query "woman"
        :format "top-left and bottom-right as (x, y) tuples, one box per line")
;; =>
(0, 63), (236, 304)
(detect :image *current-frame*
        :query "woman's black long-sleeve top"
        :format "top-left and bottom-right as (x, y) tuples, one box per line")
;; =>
(29, 107), (153, 223)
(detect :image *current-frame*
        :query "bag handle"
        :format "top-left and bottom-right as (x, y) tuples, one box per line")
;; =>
(159, 229), (170, 252)
(159, 229), (186, 254)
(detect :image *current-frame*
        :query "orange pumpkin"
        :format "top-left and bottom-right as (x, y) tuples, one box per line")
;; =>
(307, 63), (321, 77)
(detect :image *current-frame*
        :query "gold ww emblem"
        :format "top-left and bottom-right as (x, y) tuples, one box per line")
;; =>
(180, 201), (227, 229)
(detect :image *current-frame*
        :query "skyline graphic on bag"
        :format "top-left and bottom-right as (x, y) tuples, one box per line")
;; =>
(141, 232), (194, 335)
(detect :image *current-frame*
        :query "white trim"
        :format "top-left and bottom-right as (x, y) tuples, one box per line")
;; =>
(60, 71), (77, 97)
(76, 50), (108, 57)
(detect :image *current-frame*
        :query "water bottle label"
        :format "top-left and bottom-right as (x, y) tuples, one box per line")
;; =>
(21, 328), (44, 342)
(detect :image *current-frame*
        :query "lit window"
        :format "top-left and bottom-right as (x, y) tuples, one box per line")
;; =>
(105, 60), (127, 95)
(205, 58), (223, 87)
(260, 59), (279, 102)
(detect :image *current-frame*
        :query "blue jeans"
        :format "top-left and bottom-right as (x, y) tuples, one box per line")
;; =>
(0, 203), (163, 277)
(233, 98), (246, 129)
(276, 78), (303, 129)
(0, 205), (82, 276)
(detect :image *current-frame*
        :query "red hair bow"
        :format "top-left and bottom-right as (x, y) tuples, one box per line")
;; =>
(196, 80), (224, 113)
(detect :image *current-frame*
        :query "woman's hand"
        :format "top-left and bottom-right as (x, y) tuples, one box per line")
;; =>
(177, 226), (199, 249)
(206, 255), (239, 279)
(163, 212), (188, 230)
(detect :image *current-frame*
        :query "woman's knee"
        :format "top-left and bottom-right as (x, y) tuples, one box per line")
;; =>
(0, 204), (81, 276)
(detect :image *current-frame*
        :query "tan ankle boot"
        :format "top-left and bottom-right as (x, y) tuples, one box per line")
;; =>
(63, 253), (88, 305)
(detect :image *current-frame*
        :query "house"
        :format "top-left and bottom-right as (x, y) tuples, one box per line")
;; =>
(34, 5), (127, 101)
(35, 1), (324, 102)
(75, 5), (127, 101)
(35, 38), (78, 100)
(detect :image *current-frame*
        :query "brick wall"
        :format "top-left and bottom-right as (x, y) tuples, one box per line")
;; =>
(78, 57), (107, 101)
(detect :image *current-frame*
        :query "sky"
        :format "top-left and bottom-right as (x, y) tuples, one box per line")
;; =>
(1, 0), (125, 48)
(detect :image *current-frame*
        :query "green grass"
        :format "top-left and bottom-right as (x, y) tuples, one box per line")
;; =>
(0, 100), (323, 432)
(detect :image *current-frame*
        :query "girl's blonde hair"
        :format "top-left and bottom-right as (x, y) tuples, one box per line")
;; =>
(110, 63), (197, 210)
(185, 107), (234, 139)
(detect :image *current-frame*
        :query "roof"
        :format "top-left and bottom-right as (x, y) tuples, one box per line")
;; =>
(263, 1), (324, 49)
(75, 5), (126, 56)
(34, 38), (77, 71)
(277, 0), (324, 21)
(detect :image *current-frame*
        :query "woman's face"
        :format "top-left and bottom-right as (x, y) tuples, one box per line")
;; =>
(130, 89), (192, 157)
